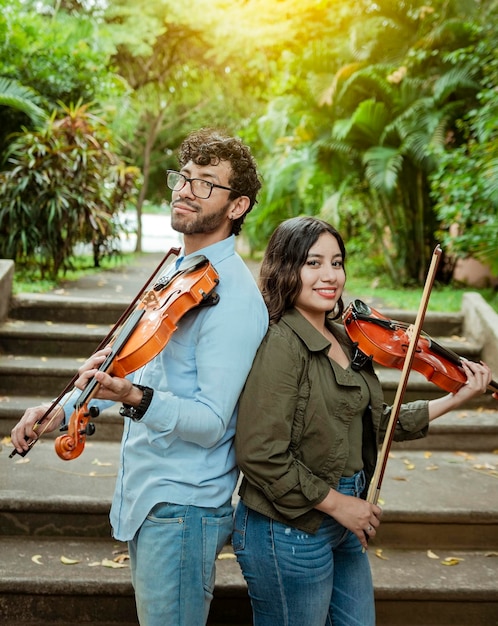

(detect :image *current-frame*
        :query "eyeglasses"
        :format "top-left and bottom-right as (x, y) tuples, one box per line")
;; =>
(166, 170), (242, 200)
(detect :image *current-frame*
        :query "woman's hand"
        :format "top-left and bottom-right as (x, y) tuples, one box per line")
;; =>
(315, 489), (382, 550)
(429, 360), (493, 421)
(452, 360), (492, 403)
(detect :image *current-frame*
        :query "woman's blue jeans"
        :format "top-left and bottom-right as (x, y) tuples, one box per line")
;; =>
(233, 471), (375, 626)
(128, 500), (233, 626)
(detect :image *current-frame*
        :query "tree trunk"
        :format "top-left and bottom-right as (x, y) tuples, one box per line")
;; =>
(134, 109), (166, 253)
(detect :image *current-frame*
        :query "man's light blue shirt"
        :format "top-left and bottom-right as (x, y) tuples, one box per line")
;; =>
(65, 236), (268, 541)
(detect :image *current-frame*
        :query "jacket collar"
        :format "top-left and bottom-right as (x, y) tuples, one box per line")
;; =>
(280, 309), (331, 353)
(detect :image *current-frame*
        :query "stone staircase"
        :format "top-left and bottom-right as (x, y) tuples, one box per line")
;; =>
(0, 293), (497, 626)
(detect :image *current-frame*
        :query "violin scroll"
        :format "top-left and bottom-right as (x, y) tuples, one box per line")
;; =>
(54, 404), (99, 461)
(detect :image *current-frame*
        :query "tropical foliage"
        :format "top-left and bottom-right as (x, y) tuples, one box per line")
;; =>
(0, 0), (496, 285)
(0, 103), (141, 278)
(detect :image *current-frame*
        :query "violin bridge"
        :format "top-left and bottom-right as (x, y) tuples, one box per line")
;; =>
(405, 324), (415, 342)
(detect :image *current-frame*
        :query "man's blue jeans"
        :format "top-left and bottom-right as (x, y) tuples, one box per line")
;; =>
(233, 471), (375, 626)
(128, 500), (233, 626)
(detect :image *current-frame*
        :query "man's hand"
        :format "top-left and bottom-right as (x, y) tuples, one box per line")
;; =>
(10, 403), (65, 455)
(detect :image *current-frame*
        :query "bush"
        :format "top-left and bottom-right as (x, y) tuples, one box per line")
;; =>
(0, 102), (142, 278)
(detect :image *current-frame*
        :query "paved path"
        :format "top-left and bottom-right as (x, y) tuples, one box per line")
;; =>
(47, 214), (379, 308)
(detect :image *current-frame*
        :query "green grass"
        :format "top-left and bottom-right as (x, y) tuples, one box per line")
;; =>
(345, 273), (498, 313)
(12, 253), (135, 295)
(342, 254), (498, 313)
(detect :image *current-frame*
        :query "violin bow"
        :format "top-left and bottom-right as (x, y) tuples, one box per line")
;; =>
(367, 245), (443, 504)
(9, 247), (181, 459)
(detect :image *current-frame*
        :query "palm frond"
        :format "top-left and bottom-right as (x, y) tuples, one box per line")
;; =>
(362, 145), (404, 195)
(433, 65), (480, 104)
(0, 78), (48, 127)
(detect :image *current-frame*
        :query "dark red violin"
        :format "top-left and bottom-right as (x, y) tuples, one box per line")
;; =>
(10, 249), (220, 461)
(343, 299), (498, 396)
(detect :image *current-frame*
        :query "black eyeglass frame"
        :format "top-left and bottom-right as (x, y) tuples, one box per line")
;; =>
(166, 170), (243, 200)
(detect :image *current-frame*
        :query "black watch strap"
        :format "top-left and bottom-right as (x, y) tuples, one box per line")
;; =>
(119, 385), (154, 422)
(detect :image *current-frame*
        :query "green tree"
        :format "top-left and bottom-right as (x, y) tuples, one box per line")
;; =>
(430, 21), (498, 275)
(245, 0), (494, 285)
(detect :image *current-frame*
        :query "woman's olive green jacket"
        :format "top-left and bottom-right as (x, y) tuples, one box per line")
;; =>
(235, 308), (430, 534)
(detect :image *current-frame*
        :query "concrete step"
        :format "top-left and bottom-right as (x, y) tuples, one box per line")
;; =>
(7, 295), (467, 338)
(0, 355), (84, 397)
(391, 407), (498, 451)
(0, 537), (496, 626)
(375, 366), (498, 408)
(371, 449), (498, 549)
(0, 394), (124, 442)
(0, 333), (487, 398)
(9, 294), (129, 325)
(2, 299), (479, 364)
(2, 443), (497, 549)
(0, 319), (112, 356)
(1, 397), (497, 454)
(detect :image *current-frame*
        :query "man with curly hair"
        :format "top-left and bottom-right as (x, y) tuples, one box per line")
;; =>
(11, 128), (268, 625)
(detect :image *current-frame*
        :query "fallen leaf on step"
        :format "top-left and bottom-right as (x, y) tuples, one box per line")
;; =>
(31, 554), (43, 565)
(218, 553), (236, 560)
(1, 436), (12, 444)
(425, 464), (439, 471)
(402, 459), (415, 470)
(92, 458), (112, 467)
(374, 549), (389, 560)
(473, 463), (496, 471)
(88, 561), (101, 567)
(424, 451), (433, 458)
(440, 557), (464, 566)
(454, 451), (475, 461)
(113, 553), (130, 564)
(15, 458), (30, 464)
(485, 552), (498, 557)
(60, 556), (80, 565)
(101, 558), (128, 569)
(427, 550), (439, 559)
(41, 357), (48, 362)
(392, 476), (408, 481)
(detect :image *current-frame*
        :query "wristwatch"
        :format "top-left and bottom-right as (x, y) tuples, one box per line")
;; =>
(119, 385), (154, 422)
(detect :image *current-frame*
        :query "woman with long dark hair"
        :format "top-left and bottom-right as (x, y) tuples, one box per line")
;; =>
(233, 216), (492, 626)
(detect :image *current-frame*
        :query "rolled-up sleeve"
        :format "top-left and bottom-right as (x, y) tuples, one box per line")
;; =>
(379, 400), (430, 442)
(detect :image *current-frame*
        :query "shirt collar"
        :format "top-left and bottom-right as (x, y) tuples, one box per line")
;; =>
(177, 235), (235, 269)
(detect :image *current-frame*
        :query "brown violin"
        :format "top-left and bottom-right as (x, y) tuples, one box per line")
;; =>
(10, 250), (220, 461)
(343, 299), (498, 396)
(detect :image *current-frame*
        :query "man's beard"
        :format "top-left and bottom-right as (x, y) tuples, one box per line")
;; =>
(171, 199), (231, 235)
